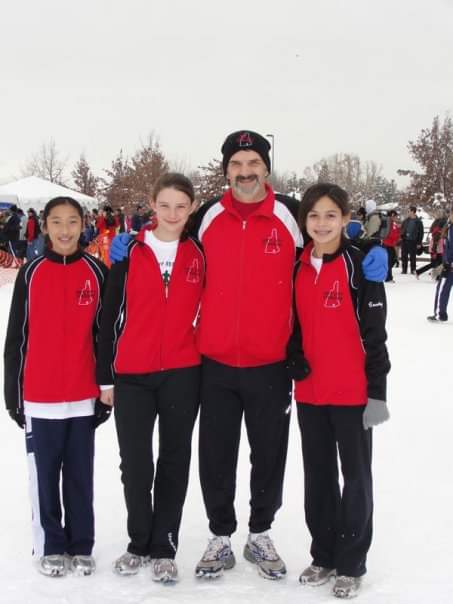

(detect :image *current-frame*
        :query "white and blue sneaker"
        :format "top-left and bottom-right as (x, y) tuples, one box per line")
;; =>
(243, 533), (286, 580)
(195, 536), (236, 579)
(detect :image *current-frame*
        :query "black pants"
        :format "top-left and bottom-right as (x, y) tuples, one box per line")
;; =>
(384, 246), (396, 281)
(416, 254), (442, 276)
(401, 240), (418, 273)
(297, 404), (373, 577)
(114, 367), (200, 558)
(199, 357), (291, 536)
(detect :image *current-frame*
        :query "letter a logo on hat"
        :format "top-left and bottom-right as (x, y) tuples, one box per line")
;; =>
(237, 132), (253, 147)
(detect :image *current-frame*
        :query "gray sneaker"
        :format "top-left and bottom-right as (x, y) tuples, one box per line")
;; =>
(195, 536), (236, 579)
(333, 575), (362, 599)
(38, 555), (67, 577)
(151, 558), (179, 583)
(299, 564), (335, 586)
(70, 555), (96, 576)
(243, 534), (286, 580)
(113, 552), (150, 576)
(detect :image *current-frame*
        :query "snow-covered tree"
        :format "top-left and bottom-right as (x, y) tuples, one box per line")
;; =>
(72, 154), (98, 197)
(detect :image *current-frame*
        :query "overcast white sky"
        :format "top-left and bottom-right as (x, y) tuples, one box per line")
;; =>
(1, 0), (452, 187)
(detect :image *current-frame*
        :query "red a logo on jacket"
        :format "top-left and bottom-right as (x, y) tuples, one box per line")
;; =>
(78, 279), (94, 306)
(324, 280), (342, 308)
(264, 228), (281, 254)
(186, 259), (200, 283)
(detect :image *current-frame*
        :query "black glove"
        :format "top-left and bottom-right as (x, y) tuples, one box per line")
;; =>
(93, 399), (112, 428)
(8, 408), (25, 429)
(285, 352), (311, 381)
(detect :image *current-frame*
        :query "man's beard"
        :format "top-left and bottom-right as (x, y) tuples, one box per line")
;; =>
(232, 175), (261, 198)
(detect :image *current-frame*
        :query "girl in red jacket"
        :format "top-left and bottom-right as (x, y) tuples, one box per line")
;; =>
(288, 183), (390, 599)
(97, 173), (204, 583)
(4, 197), (109, 578)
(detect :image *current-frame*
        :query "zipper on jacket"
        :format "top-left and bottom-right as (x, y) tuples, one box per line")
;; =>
(235, 220), (247, 366)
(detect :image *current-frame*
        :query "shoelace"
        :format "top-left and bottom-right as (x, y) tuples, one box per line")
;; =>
(204, 537), (229, 560)
(252, 536), (278, 560)
(336, 575), (356, 584)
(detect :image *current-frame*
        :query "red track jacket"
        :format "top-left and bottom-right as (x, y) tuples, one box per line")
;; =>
(292, 241), (390, 405)
(96, 229), (205, 382)
(3, 249), (108, 412)
(193, 186), (302, 367)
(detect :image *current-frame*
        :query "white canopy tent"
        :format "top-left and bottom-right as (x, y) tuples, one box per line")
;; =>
(0, 176), (99, 212)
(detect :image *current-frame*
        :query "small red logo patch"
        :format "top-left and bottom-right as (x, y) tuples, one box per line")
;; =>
(237, 132), (253, 147)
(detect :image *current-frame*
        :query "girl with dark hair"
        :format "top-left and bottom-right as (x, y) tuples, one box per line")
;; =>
(96, 173), (204, 583)
(4, 196), (109, 578)
(287, 183), (391, 598)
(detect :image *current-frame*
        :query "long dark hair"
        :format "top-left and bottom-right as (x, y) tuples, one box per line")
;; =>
(151, 173), (196, 241)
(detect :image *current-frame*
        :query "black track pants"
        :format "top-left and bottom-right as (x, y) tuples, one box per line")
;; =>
(114, 366), (200, 558)
(297, 403), (373, 578)
(199, 357), (291, 536)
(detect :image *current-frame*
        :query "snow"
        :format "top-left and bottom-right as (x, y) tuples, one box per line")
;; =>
(1, 269), (452, 604)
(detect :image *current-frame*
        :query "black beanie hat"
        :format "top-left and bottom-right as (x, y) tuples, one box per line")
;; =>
(221, 130), (271, 176)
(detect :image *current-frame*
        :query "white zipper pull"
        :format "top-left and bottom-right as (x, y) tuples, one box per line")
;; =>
(242, 220), (247, 230)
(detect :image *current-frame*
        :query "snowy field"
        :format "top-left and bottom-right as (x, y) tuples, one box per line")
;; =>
(0, 268), (452, 604)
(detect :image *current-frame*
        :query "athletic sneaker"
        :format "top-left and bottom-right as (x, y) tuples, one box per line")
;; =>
(151, 558), (179, 583)
(113, 552), (150, 576)
(427, 315), (447, 322)
(70, 555), (96, 576)
(299, 564), (335, 586)
(195, 536), (235, 579)
(38, 554), (67, 577)
(332, 575), (362, 599)
(243, 533), (286, 580)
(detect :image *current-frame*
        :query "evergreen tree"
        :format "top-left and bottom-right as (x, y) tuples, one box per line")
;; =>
(72, 154), (98, 197)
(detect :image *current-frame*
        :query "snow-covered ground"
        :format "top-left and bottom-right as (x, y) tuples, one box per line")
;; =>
(0, 268), (452, 604)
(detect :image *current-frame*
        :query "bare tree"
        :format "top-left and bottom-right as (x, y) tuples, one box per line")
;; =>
(22, 139), (68, 184)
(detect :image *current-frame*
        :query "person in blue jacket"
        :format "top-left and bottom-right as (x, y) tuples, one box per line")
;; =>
(427, 209), (453, 322)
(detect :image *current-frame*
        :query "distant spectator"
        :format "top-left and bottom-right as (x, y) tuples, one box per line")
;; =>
(25, 209), (42, 261)
(427, 209), (453, 322)
(131, 205), (145, 233)
(382, 210), (401, 282)
(415, 209), (447, 279)
(400, 206), (424, 274)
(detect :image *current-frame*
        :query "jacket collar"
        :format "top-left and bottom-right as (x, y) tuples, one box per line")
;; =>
(44, 247), (83, 264)
(221, 183), (275, 219)
(301, 238), (349, 265)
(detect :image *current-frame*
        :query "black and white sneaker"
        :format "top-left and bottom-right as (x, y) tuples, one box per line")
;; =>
(332, 575), (362, 599)
(427, 315), (447, 322)
(243, 533), (286, 580)
(195, 536), (235, 579)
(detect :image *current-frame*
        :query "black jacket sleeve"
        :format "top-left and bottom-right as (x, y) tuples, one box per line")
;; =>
(285, 262), (311, 380)
(96, 258), (129, 385)
(356, 267), (391, 401)
(3, 265), (29, 413)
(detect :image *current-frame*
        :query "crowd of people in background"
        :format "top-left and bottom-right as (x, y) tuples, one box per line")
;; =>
(0, 203), (154, 263)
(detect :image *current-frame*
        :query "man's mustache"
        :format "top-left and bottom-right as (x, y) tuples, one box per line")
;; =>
(235, 175), (258, 184)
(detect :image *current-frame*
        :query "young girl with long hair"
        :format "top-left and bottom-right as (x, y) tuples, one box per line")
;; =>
(97, 172), (204, 583)
(4, 197), (109, 577)
(287, 183), (391, 599)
